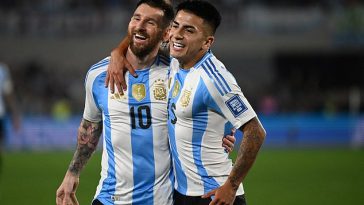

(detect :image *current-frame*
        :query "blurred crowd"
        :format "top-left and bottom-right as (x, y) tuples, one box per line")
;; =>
(1, 0), (364, 116)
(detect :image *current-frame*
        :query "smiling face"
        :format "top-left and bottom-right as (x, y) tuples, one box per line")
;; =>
(128, 3), (165, 59)
(169, 10), (214, 69)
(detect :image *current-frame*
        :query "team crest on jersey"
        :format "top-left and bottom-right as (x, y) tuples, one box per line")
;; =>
(225, 95), (247, 117)
(172, 80), (180, 98)
(132, 84), (146, 101)
(180, 89), (192, 107)
(153, 79), (166, 101)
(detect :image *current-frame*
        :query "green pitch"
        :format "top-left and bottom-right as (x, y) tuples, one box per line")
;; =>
(0, 149), (363, 205)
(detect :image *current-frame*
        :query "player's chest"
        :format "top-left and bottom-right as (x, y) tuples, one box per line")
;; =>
(170, 72), (205, 116)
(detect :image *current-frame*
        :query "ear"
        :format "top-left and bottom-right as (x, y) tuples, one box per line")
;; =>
(202, 35), (214, 50)
(162, 27), (171, 42)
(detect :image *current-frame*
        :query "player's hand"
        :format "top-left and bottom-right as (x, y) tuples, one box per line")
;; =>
(222, 129), (236, 153)
(202, 181), (237, 205)
(56, 171), (80, 205)
(105, 48), (136, 94)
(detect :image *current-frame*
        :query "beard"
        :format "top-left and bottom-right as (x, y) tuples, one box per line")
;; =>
(128, 29), (163, 59)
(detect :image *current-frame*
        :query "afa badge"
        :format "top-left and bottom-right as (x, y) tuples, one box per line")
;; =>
(153, 79), (166, 101)
(180, 89), (192, 107)
(132, 84), (146, 102)
(172, 80), (180, 98)
(225, 95), (247, 117)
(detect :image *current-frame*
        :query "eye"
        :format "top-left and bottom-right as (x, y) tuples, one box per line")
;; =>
(132, 16), (140, 21)
(147, 20), (156, 26)
(186, 29), (194, 33)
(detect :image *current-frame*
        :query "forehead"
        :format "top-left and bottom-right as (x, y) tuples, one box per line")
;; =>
(134, 3), (164, 20)
(174, 10), (204, 27)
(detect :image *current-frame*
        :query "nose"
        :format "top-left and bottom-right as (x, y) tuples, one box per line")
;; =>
(172, 28), (183, 40)
(135, 20), (146, 31)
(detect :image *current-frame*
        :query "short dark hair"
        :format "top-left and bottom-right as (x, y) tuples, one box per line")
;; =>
(136, 0), (174, 29)
(176, 0), (221, 35)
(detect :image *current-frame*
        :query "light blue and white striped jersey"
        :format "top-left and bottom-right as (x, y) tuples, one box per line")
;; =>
(83, 55), (173, 205)
(167, 51), (257, 196)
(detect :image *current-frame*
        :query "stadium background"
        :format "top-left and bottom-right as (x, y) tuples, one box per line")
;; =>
(0, 0), (364, 204)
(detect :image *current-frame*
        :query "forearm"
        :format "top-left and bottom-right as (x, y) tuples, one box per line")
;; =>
(68, 119), (102, 176)
(228, 117), (266, 190)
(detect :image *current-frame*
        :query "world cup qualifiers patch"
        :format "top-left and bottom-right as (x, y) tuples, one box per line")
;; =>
(225, 95), (247, 117)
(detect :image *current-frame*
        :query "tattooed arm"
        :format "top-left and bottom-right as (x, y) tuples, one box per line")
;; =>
(56, 119), (103, 205)
(203, 117), (266, 205)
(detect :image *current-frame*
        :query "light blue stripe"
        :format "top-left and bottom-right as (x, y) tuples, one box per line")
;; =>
(128, 69), (155, 205)
(193, 80), (220, 193)
(205, 60), (229, 95)
(201, 64), (224, 96)
(94, 72), (116, 204)
(167, 71), (188, 194)
(207, 59), (231, 93)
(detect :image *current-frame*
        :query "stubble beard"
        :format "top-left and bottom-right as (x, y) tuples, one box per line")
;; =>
(129, 31), (162, 59)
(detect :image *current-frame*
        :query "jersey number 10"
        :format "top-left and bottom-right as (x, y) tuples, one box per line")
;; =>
(130, 105), (152, 129)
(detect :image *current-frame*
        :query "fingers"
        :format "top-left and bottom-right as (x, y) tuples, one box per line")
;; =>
(126, 61), (137, 77)
(230, 128), (236, 136)
(117, 72), (126, 94)
(226, 135), (236, 144)
(105, 69), (110, 88)
(222, 138), (234, 153)
(56, 190), (63, 205)
(202, 190), (215, 198)
(109, 74), (115, 94)
(62, 193), (73, 205)
(71, 193), (79, 205)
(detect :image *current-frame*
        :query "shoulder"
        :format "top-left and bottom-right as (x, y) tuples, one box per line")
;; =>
(85, 57), (110, 84)
(156, 54), (171, 67)
(198, 55), (235, 95)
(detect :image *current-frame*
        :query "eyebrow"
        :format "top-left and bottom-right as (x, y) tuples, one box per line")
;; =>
(173, 20), (196, 30)
(133, 13), (159, 23)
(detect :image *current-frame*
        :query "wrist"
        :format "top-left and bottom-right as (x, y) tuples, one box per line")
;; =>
(226, 176), (240, 191)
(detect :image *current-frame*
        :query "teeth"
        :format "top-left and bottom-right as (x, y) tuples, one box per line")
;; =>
(135, 34), (146, 39)
(173, 42), (184, 48)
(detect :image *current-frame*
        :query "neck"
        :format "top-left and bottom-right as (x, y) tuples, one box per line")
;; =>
(126, 46), (159, 70)
(180, 49), (207, 69)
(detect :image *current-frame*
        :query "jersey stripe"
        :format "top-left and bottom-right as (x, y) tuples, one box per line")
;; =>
(168, 71), (188, 194)
(85, 58), (110, 86)
(207, 59), (231, 93)
(192, 80), (220, 193)
(201, 63), (224, 95)
(95, 73), (117, 202)
(159, 55), (170, 66)
(128, 71), (155, 205)
(194, 51), (212, 69)
(204, 60), (229, 95)
(91, 58), (110, 70)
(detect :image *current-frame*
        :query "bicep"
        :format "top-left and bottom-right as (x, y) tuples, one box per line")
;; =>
(78, 118), (103, 148)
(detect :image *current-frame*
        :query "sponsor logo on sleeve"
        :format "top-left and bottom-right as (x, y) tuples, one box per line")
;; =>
(225, 95), (247, 117)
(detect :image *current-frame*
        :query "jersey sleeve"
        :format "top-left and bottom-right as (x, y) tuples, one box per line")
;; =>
(201, 59), (257, 129)
(82, 70), (102, 123)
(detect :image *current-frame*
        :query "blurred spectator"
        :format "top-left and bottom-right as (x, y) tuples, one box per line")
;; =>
(0, 62), (21, 173)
